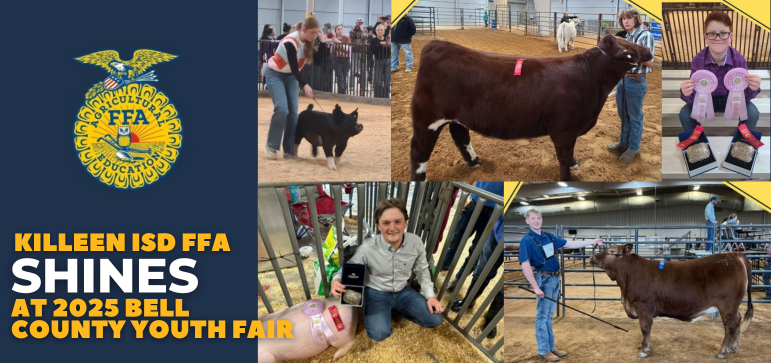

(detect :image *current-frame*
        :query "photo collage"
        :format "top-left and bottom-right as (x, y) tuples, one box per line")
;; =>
(257, 1), (771, 362)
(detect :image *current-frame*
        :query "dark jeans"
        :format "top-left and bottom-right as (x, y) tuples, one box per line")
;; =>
(373, 58), (390, 98)
(333, 57), (349, 94)
(468, 232), (503, 302)
(679, 94), (760, 131)
(706, 220), (715, 252)
(442, 202), (493, 275)
(363, 286), (442, 341)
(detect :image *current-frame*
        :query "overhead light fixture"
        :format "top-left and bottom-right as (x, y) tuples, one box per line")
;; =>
(542, 195), (550, 198)
(520, 201), (529, 205)
(577, 196), (585, 201)
(637, 190), (643, 196)
(694, 185), (701, 190)
(557, 182), (568, 187)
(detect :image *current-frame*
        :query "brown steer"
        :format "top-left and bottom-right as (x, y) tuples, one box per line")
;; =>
(409, 33), (652, 181)
(591, 244), (754, 359)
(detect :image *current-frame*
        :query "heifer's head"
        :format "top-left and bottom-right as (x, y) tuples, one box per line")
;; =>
(597, 30), (653, 68)
(590, 243), (633, 280)
(333, 104), (363, 137)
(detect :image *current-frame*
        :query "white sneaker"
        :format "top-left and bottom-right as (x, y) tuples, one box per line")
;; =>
(405, 69), (412, 73)
(265, 145), (278, 159)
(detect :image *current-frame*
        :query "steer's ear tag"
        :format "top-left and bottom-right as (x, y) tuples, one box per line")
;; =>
(514, 59), (525, 76)
(627, 54), (632, 58)
(659, 260), (665, 270)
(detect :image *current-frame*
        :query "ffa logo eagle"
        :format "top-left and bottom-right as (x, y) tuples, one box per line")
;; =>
(73, 49), (182, 189)
(75, 49), (177, 99)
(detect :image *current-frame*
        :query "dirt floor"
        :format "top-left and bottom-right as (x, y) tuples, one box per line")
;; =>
(390, 29), (663, 182)
(258, 206), (504, 362)
(503, 263), (771, 363)
(258, 97), (391, 182)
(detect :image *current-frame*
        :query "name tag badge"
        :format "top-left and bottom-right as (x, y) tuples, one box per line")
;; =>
(542, 243), (555, 259)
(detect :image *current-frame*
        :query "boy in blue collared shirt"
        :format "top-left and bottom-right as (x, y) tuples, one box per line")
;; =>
(519, 208), (603, 362)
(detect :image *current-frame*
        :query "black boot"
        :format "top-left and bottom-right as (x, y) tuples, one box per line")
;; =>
(445, 278), (459, 291)
(451, 277), (479, 312)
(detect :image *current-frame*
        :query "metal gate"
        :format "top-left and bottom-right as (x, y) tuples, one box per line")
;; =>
(662, 7), (770, 69)
(258, 182), (505, 362)
(407, 6), (436, 37)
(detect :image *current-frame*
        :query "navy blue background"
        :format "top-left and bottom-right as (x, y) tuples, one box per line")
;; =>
(0, 0), (258, 360)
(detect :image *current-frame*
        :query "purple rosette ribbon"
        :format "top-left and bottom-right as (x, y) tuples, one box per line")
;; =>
(724, 68), (749, 121)
(690, 70), (717, 123)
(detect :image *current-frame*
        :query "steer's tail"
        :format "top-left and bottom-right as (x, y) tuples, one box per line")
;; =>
(740, 254), (754, 333)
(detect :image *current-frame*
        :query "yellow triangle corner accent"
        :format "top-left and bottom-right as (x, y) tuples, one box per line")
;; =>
(392, 0), (420, 27)
(723, 182), (771, 214)
(625, 1), (768, 30)
(503, 182), (522, 213)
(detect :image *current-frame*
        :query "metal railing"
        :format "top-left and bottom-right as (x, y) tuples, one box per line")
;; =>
(258, 182), (505, 362)
(505, 224), (771, 318)
(662, 7), (770, 69)
(407, 6), (436, 37)
(258, 41), (391, 98)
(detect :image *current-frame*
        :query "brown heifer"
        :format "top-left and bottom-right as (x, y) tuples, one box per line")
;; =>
(409, 33), (652, 181)
(591, 244), (754, 359)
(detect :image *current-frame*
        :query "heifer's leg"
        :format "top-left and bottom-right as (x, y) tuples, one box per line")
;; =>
(409, 100), (444, 180)
(551, 136), (578, 181)
(449, 123), (481, 169)
(730, 312), (741, 353)
(636, 310), (654, 358)
(717, 308), (741, 358)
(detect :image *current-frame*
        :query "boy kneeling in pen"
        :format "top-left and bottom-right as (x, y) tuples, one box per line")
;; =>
(330, 198), (444, 341)
(519, 209), (603, 362)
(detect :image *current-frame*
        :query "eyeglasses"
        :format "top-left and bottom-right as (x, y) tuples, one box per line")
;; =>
(705, 32), (731, 40)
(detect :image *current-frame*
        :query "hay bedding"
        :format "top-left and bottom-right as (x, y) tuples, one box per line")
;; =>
(390, 29), (662, 182)
(504, 262), (771, 363)
(259, 208), (504, 362)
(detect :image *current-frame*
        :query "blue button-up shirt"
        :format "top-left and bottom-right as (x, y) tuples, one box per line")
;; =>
(705, 202), (716, 223)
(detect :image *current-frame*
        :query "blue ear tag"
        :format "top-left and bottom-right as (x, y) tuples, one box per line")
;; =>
(659, 260), (665, 270)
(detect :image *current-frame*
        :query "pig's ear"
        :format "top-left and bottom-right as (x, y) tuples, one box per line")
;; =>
(623, 243), (633, 255)
(335, 104), (341, 110)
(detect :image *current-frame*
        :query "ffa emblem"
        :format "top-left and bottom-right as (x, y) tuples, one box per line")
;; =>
(73, 50), (182, 189)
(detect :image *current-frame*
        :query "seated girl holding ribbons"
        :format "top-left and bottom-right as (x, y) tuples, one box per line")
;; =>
(679, 11), (762, 131)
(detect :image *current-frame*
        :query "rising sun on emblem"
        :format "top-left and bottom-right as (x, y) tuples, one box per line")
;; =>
(73, 49), (182, 189)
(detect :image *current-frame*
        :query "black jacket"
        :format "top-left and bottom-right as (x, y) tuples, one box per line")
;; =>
(391, 16), (416, 43)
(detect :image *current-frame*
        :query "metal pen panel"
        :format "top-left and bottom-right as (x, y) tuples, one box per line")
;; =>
(357, 183), (365, 250)
(257, 277), (274, 314)
(408, 183), (427, 233)
(452, 210), (504, 324)
(274, 187), (312, 301)
(398, 182), (409, 202)
(378, 182), (387, 204)
(443, 203), (501, 308)
(436, 197), (486, 302)
(257, 213), (294, 307)
(432, 190), (471, 283)
(425, 182), (451, 258)
(464, 278), (503, 335)
(332, 184), (345, 266)
(304, 185), (329, 298)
